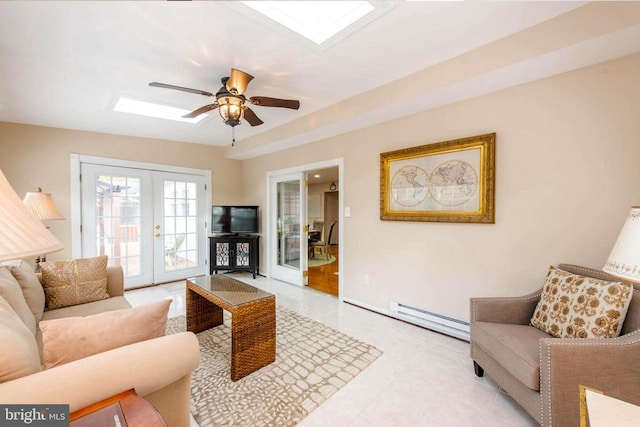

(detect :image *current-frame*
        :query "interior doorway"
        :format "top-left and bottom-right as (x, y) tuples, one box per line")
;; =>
(305, 167), (340, 297)
(266, 159), (343, 300)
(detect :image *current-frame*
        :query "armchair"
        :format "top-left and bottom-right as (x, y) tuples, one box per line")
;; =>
(470, 264), (640, 426)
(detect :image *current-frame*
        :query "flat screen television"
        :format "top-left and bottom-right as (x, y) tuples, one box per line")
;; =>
(211, 205), (259, 234)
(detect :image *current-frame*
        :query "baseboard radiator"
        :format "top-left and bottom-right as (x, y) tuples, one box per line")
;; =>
(389, 302), (470, 341)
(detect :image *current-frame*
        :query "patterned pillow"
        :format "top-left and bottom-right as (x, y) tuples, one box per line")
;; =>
(530, 265), (633, 338)
(40, 256), (109, 310)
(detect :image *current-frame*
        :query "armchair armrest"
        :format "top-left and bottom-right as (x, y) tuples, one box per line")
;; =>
(0, 332), (199, 412)
(539, 330), (640, 426)
(470, 288), (542, 325)
(105, 266), (125, 297)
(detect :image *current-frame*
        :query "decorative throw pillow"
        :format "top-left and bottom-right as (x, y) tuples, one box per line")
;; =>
(0, 296), (42, 383)
(0, 267), (37, 335)
(10, 260), (45, 322)
(531, 265), (633, 338)
(39, 299), (172, 369)
(40, 255), (109, 310)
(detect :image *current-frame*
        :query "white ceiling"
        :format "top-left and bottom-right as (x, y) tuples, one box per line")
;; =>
(1, 1), (638, 160)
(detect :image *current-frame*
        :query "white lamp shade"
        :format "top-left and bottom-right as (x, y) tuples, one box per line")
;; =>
(603, 206), (640, 283)
(0, 170), (64, 262)
(23, 188), (65, 220)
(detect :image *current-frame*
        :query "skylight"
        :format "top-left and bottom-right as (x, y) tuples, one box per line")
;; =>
(114, 97), (208, 124)
(242, 1), (375, 45)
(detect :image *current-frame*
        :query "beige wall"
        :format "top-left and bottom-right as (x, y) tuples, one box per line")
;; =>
(0, 124), (242, 260)
(242, 52), (640, 321)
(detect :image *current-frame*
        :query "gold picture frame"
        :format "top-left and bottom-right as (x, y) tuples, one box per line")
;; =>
(380, 133), (495, 223)
(579, 385), (604, 427)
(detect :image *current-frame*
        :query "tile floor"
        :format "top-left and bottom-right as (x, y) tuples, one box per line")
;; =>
(125, 273), (539, 427)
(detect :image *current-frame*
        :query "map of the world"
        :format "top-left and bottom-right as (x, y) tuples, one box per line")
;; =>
(389, 149), (480, 211)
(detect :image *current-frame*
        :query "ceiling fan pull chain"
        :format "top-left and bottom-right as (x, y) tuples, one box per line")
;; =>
(232, 126), (235, 146)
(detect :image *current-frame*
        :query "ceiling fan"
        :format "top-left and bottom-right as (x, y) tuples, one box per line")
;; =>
(149, 68), (300, 144)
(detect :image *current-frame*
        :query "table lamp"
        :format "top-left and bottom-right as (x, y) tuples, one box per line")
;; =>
(23, 187), (65, 222)
(0, 169), (63, 263)
(603, 206), (640, 283)
(22, 187), (65, 268)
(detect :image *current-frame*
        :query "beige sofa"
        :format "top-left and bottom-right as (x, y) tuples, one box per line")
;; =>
(470, 264), (640, 426)
(0, 262), (200, 427)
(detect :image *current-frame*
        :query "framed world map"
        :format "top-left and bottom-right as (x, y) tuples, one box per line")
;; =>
(380, 133), (495, 223)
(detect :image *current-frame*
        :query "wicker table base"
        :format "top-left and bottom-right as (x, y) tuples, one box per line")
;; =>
(186, 275), (276, 381)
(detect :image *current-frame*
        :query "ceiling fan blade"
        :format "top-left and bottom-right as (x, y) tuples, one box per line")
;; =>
(226, 68), (254, 95)
(249, 96), (300, 110)
(182, 103), (218, 119)
(149, 82), (214, 97)
(243, 106), (264, 127)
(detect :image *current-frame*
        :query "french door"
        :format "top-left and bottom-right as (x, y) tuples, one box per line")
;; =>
(153, 171), (207, 284)
(80, 164), (207, 288)
(269, 172), (307, 286)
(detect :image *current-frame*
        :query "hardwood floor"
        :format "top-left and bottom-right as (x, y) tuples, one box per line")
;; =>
(307, 244), (339, 296)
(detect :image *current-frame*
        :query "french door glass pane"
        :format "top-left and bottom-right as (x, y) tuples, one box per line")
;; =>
(163, 179), (198, 271)
(95, 175), (141, 278)
(278, 180), (301, 269)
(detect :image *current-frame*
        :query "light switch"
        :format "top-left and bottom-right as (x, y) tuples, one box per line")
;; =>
(345, 206), (351, 217)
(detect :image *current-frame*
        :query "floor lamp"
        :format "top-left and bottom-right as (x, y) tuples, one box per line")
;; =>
(22, 187), (65, 269)
(0, 170), (63, 264)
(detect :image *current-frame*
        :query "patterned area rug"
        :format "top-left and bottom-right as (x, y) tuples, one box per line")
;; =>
(308, 254), (336, 268)
(166, 306), (382, 427)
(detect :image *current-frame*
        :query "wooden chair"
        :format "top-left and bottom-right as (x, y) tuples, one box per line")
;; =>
(309, 221), (336, 260)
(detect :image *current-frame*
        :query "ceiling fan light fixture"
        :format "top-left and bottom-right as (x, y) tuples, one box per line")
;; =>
(149, 68), (299, 133)
(217, 95), (244, 127)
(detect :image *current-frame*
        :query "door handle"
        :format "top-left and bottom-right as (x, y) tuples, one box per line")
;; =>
(155, 233), (161, 238)
(155, 225), (161, 230)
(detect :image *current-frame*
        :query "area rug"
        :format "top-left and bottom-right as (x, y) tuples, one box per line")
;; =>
(166, 306), (382, 427)
(308, 254), (336, 268)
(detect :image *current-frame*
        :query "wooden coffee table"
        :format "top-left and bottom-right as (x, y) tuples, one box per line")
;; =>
(186, 274), (276, 381)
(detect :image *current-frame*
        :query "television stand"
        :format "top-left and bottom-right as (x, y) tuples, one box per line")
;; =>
(209, 235), (259, 279)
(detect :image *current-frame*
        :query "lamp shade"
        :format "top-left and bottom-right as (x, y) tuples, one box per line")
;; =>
(0, 170), (63, 262)
(23, 187), (65, 220)
(603, 206), (640, 283)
